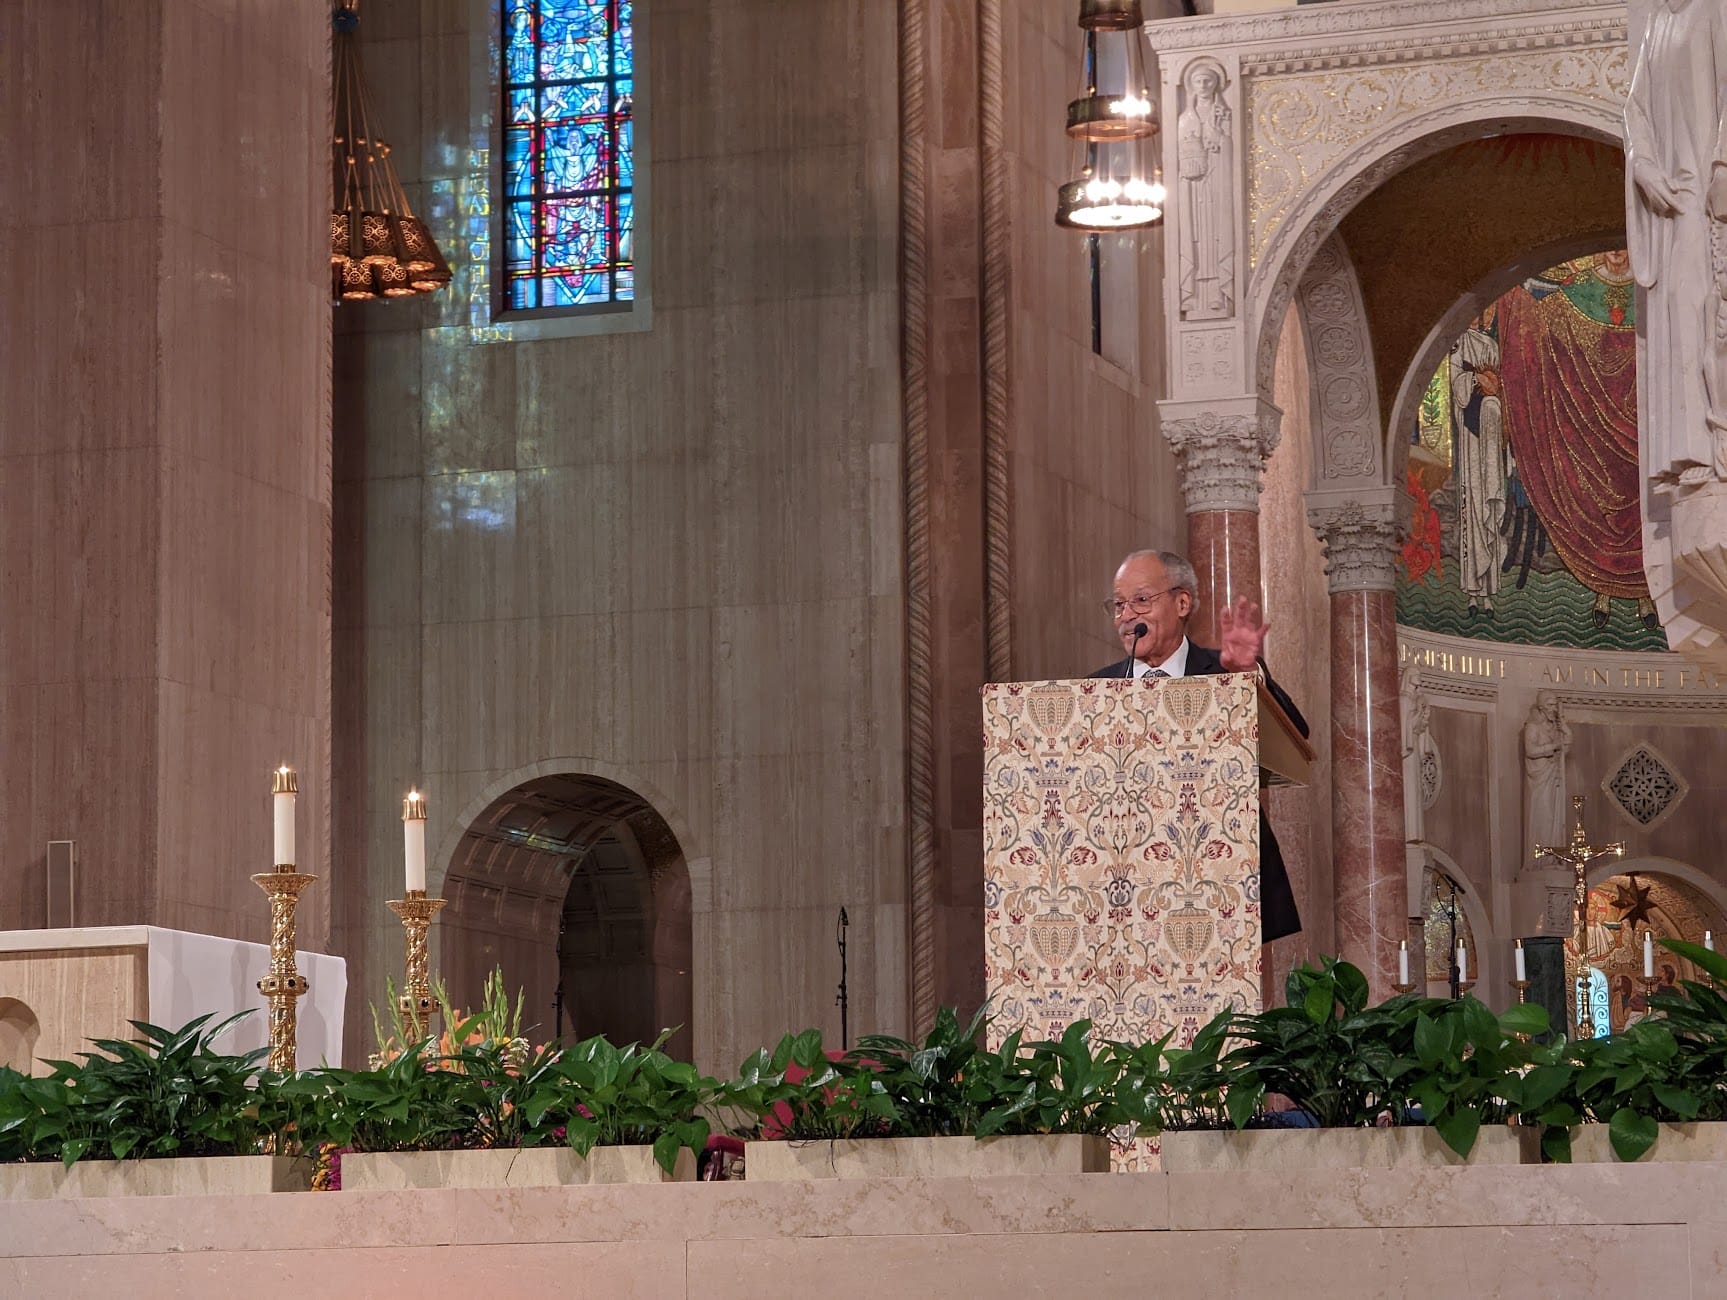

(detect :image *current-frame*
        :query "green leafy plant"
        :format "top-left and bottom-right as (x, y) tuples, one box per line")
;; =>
(1114, 1013), (1261, 1133)
(973, 1020), (1126, 1138)
(7, 1014), (267, 1166)
(724, 1028), (893, 1141)
(846, 1005), (997, 1138)
(1228, 958), (1425, 1129)
(1403, 997), (1548, 1157)
(520, 1032), (721, 1173)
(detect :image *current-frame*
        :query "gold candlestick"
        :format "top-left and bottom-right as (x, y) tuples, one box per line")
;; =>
(253, 767), (314, 1072)
(1534, 795), (1623, 1039)
(388, 890), (447, 1041)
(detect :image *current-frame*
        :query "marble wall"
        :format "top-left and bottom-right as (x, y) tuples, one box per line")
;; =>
(1261, 306), (1336, 989)
(1002, 1), (1183, 684)
(1400, 629), (1727, 1000)
(333, 0), (907, 1070)
(4, 1165), (1721, 1296)
(0, 1), (332, 947)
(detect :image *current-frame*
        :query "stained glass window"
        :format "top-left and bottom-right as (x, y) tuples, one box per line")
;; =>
(502, 1), (635, 311)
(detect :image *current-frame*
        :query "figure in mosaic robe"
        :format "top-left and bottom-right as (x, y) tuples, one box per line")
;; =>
(1449, 327), (1509, 615)
(1625, 0), (1727, 483)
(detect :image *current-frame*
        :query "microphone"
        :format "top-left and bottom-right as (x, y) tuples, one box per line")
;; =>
(1127, 621), (1148, 677)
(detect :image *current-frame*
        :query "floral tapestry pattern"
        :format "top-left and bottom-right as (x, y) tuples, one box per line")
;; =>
(982, 674), (1264, 1051)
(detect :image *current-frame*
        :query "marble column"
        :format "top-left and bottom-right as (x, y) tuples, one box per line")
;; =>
(1159, 396), (1281, 645)
(1308, 490), (1407, 998)
(0, 3), (331, 940)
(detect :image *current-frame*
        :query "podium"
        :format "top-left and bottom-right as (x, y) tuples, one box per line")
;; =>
(981, 671), (1311, 1163)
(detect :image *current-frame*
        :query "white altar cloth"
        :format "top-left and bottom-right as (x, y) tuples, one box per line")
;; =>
(0, 926), (346, 1068)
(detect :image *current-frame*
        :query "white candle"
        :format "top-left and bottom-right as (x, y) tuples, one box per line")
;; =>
(1514, 940), (1527, 983)
(1707, 931), (1715, 953)
(1398, 939), (1410, 986)
(403, 789), (428, 894)
(1643, 930), (1655, 979)
(1456, 942), (1468, 985)
(271, 766), (297, 866)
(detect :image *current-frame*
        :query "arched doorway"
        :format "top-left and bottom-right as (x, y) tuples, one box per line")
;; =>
(1568, 864), (1727, 1034)
(438, 773), (692, 1059)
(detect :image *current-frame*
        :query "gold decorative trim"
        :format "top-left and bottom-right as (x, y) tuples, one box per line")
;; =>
(980, 0), (1013, 686)
(901, 0), (938, 1034)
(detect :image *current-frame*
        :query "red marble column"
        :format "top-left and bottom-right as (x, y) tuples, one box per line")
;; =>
(1187, 508), (1262, 647)
(1310, 494), (1408, 999)
(1158, 398), (1280, 646)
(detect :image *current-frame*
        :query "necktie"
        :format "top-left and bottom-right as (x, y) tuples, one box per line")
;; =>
(1149, 668), (1169, 678)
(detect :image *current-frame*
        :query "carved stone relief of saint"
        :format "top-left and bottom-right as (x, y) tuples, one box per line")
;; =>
(1522, 692), (1572, 861)
(1625, 0), (1727, 485)
(1177, 58), (1236, 321)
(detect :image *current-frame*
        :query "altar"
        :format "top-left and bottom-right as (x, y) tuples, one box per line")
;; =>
(0, 928), (347, 1073)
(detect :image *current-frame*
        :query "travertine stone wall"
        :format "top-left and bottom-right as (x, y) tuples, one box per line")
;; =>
(333, 1), (907, 1069)
(0, 1), (332, 946)
(1002, 1), (1183, 685)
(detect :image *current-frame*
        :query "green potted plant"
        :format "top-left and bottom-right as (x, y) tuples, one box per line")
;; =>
(1158, 959), (1542, 1171)
(328, 974), (712, 1189)
(0, 1015), (310, 1200)
(1559, 939), (1727, 1163)
(739, 1009), (1112, 1180)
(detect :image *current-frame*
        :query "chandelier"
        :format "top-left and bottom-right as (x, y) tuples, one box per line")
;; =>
(331, 1), (451, 301)
(1055, 0), (1164, 231)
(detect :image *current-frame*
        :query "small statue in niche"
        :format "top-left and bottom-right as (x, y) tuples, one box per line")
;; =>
(1522, 692), (1572, 860)
(1177, 58), (1236, 321)
(1625, 0), (1727, 485)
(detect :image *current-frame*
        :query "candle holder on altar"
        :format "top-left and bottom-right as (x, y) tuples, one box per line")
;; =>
(388, 889), (447, 1041)
(1509, 977), (1531, 1004)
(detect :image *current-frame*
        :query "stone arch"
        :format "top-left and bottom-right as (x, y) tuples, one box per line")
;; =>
(1293, 235), (1383, 490)
(1416, 843), (1493, 983)
(0, 997), (40, 1073)
(1251, 99), (1625, 455)
(1585, 855), (1727, 925)
(436, 764), (697, 1060)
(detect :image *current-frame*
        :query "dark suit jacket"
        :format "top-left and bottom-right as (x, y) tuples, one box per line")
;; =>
(1089, 643), (1307, 942)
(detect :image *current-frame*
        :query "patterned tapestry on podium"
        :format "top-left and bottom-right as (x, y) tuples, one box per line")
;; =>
(982, 675), (1264, 1170)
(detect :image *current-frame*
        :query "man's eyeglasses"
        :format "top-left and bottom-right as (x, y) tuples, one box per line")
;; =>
(1105, 587), (1180, 618)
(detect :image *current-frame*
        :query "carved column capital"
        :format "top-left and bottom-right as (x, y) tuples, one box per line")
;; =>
(1306, 486), (1406, 594)
(1158, 395), (1282, 514)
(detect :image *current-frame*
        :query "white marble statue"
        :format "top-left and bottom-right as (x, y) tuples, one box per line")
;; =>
(1177, 59), (1235, 321)
(1522, 692), (1572, 860)
(1450, 327), (1509, 615)
(1625, 0), (1727, 485)
(1399, 662), (1436, 838)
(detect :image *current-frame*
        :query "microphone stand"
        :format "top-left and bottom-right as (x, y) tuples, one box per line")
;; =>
(835, 906), (850, 1050)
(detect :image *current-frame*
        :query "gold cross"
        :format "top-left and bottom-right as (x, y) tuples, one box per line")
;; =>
(1534, 795), (1624, 1038)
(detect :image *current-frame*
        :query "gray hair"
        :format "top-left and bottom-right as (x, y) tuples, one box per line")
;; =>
(1120, 549), (1200, 612)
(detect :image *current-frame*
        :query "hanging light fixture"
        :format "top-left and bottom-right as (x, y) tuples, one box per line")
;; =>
(331, 1), (452, 302)
(1055, 0), (1164, 231)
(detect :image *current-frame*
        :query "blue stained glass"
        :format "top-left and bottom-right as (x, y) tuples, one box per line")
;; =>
(538, 0), (610, 82)
(502, 0), (634, 310)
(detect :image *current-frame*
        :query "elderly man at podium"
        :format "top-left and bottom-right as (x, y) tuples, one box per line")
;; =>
(1089, 549), (1308, 941)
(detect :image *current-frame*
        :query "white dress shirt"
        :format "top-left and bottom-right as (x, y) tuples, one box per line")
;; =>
(1132, 636), (1191, 679)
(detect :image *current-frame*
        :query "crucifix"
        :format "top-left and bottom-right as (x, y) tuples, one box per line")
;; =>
(1534, 794), (1624, 1038)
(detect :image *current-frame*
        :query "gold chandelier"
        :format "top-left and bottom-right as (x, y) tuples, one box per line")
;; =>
(331, 1), (451, 302)
(1055, 0), (1164, 231)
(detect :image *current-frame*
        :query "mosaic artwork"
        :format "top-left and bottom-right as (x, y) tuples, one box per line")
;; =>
(982, 674), (1264, 1169)
(1563, 872), (1726, 1034)
(1397, 251), (1667, 652)
(501, 0), (635, 309)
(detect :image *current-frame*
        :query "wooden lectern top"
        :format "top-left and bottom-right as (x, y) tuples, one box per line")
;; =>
(1257, 680), (1314, 789)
